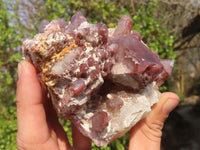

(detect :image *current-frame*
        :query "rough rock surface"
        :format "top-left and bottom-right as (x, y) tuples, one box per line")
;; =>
(22, 12), (173, 146)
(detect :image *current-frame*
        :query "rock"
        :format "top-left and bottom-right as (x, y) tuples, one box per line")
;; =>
(22, 12), (173, 146)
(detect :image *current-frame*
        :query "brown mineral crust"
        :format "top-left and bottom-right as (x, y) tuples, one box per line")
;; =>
(22, 12), (174, 146)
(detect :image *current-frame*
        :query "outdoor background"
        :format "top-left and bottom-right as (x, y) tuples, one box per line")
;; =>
(0, 0), (200, 149)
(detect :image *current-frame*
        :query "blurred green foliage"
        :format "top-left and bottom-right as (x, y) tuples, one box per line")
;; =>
(0, 0), (21, 104)
(0, 106), (17, 150)
(0, 0), (176, 149)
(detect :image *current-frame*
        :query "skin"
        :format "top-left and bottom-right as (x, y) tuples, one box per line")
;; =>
(16, 60), (179, 150)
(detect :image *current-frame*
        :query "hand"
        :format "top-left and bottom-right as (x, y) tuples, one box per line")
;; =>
(16, 60), (91, 150)
(16, 60), (179, 150)
(129, 92), (179, 150)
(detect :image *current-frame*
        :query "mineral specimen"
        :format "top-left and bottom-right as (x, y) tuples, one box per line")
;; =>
(22, 12), (174, 147)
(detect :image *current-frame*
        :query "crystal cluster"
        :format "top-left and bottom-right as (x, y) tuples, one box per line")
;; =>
(22, 12), (174, 146)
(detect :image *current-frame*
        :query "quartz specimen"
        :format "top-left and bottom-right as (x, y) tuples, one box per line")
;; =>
(22, 12), (174, 147)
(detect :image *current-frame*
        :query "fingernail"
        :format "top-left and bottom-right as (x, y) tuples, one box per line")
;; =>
(18, 61), (30, 80)
(18, 61), (23, 80)
(162, 99), (179, 115)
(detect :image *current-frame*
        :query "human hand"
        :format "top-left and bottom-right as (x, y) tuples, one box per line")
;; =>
(16, 60), (91, 150)
(129, 92), (179, 150)
(16, 60), (179, 150)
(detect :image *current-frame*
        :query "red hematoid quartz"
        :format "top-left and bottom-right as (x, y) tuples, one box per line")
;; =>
(22, 12), (174, 146)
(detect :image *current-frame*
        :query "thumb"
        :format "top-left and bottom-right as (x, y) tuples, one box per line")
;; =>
(143, 92), (180, 140)
(129, 92), (179, 150)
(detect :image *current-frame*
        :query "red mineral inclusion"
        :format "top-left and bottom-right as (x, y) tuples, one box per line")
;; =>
(70, 79), (86, 96)
(106, 97), (124, 111)
(92, 111), (109, 132)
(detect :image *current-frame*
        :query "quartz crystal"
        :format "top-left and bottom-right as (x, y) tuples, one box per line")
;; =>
(22, 12), (174, 147)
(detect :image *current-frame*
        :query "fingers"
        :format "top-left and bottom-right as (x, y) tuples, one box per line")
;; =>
(72, 123), (91, 150)
(16, 60), (51, 145)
